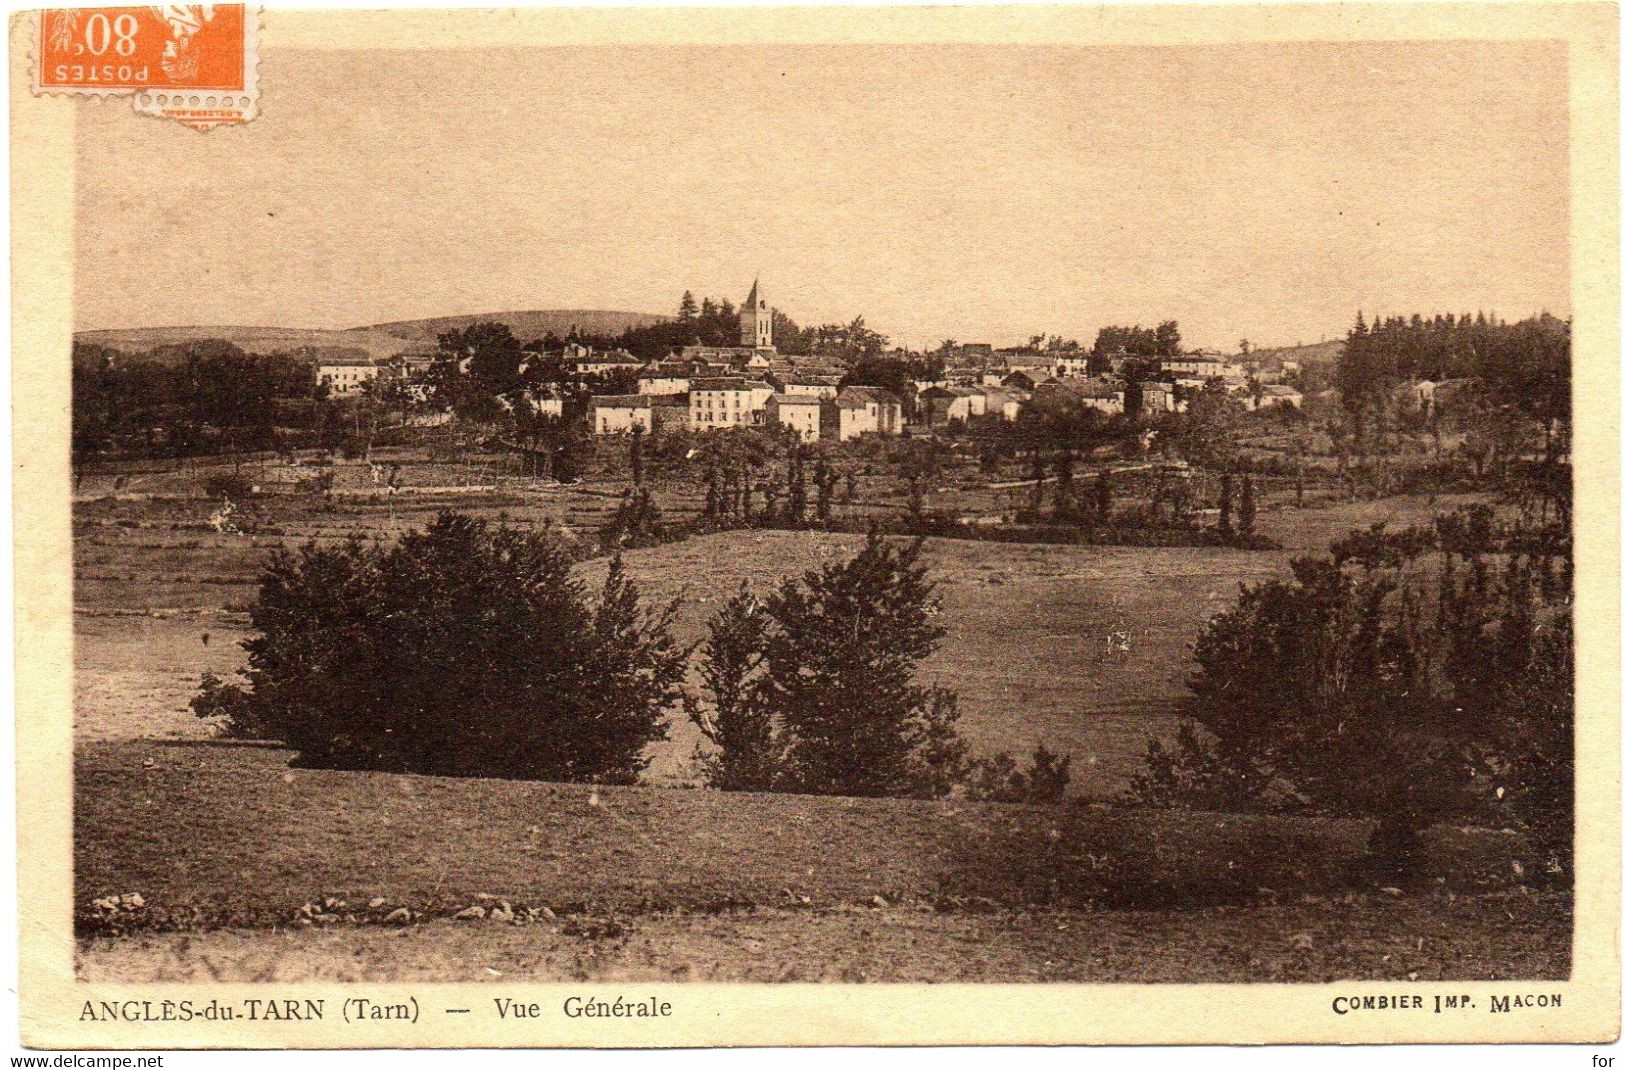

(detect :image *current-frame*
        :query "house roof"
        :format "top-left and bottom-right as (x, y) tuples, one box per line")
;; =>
(777, 373), (841, 387)
(1042, 377), (1122, 400)
(591, 394), (651, 409)
(1262, 384), (1303, 397)
(572, 353), (643, 366)
(771, 394), (822, 407)
(837, 386), (900, 407)
(691, 377), (752, 391)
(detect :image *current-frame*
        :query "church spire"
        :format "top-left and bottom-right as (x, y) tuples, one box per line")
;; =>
(739, 278), (772, 349)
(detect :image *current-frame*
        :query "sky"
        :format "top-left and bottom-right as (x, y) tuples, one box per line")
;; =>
(74, 39), (1570, 352)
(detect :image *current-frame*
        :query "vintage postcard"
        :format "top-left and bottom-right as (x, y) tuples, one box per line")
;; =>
(11, 1), (1620, 1049)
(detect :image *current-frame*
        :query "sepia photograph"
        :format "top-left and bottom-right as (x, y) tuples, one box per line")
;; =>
(12, 0), (1619, 1049)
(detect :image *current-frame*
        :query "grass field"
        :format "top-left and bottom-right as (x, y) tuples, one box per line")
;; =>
(73, 475), (1477, 791)
(76, 742), (1567, 982)
(75, 466), (1544, 982)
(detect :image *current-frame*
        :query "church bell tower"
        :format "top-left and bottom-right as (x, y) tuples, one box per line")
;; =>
(740, 279), (772, 349)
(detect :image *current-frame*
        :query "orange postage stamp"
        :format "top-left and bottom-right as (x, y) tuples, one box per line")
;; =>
(34, 3), (258, 130)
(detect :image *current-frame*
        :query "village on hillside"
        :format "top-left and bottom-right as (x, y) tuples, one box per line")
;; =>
(295, 279), (1309, 445)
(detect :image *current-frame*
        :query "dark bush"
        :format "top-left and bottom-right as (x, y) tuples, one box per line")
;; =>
(599, 486), (670, 551)
(687, 586), (782, 792)
(689, 530), (968, 799)
(1131, 506), (1573, 883)
(191, 512), (687, 783)
(962, 744), (1073, 803)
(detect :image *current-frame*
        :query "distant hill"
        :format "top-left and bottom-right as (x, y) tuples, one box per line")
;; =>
(364, 309), (670, 344)
(1248, 339), (1344, 367)
(75, 325), (432, 362)
(1250, 339), (1344, 364)
(74, 308), (672, 363)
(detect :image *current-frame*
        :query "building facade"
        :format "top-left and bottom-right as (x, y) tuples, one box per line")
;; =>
(689, 377), (764, 429)
(591, 395), (653, 435)
(317, 360), (379, 398)
(821, 387), (903, 441)
(767, 394), (823, 441)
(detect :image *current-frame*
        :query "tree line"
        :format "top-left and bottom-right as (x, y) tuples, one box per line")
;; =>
(73, 341), (337, 460)
(1336, 310), (1571, 460)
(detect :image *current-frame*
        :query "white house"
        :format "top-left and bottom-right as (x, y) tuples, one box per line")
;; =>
(1161, 354), (1245, 379)
(1139, 381), (1181, 414)
(821, 387), (903, 441)
(690, 377), (768, 430)
(1248, 384), (1304, 411)
(636, 365), (691, 395)
(1053, 353), (1091, 377)
(981, 386), (1026, 422)
(769, 373), (841, 400)
(766, 394), (823, 441)
(920, 386), (980, 427)
(591, 395), (653, 435)
(317, 359), (379, 398)
(567, 344), (645, 377)
(1036, 377), (1126, 415)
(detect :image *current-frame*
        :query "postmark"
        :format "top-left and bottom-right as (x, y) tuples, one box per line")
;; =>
(34, 4), (258, 130)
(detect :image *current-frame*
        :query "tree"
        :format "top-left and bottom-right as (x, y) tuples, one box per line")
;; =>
(810, 315), (890, 362)
(1237, 475), (1257, 536)
(814, 456), (837, 524)
(786, 444), (807, 524)
(435, 322), (525, 411)
(840, 358), (915, 413)
(72, 342), (334, 462)
(688, 587), (782, 791)
(1335, 310), (1570, 469)
(359, 368), (414, 425)
(1153, 320), (1182, 358)
(963, 743), (1072, 803)
(679, 291), (698, 321)
(599, 486), (667, 550)
(1092, 472), (1113, 522)
(629, 425), (645, 485)
(757, 531), (960, 797)
(190, 513), (687, 784)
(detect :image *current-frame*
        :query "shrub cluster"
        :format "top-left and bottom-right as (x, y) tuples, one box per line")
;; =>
(197, 513), (1076, 804)
(1129, 506), (1573, 883)
(688, 531), (1071, 802)
(192, 513), (686, 783)
(687, 533), (966, 798)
